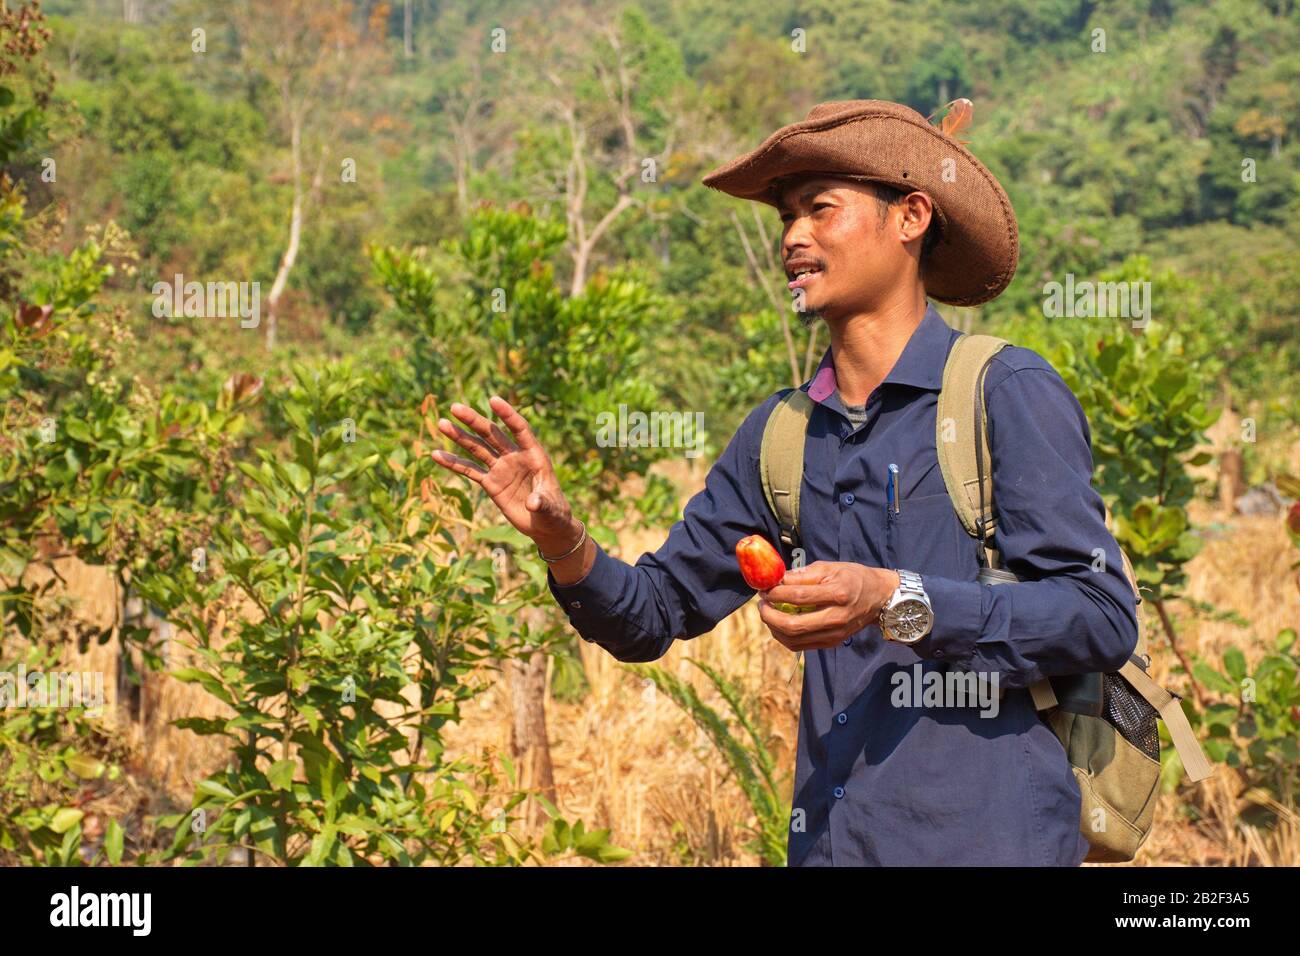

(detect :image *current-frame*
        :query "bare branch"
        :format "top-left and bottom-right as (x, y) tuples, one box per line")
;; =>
(729, 209), (801, 388)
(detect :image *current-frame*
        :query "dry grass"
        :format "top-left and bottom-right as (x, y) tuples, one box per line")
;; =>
(28, 438), (1300, 866)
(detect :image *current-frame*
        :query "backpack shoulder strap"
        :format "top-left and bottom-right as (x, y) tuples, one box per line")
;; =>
(939, 334), (1166, 720)
(760, 388), (813, 551)
(935, 332), (1013, 565)
(937, 333), (1062, 709)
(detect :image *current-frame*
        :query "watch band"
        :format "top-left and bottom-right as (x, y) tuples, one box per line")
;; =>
(896, 569), (925, 593)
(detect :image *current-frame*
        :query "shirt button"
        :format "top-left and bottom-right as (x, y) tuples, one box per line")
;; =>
(842, 637), (851, 646)
(934, 649), (943, 658)
(571, 601), (582, 609)
(841, 492), (855, 506)
(837, 712), (847, 725)
(833, 786), (845, 799)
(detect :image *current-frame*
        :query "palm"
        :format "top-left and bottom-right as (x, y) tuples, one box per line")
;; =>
(478, 444), (560, 536)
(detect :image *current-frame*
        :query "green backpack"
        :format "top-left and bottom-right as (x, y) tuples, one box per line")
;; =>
(758, 331), (1214, 863)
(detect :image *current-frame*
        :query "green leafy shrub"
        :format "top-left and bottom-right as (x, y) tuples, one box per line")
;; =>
(138, 363), (628, 865)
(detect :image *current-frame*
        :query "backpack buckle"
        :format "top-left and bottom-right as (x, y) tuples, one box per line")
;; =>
(780, 526), (801, 553)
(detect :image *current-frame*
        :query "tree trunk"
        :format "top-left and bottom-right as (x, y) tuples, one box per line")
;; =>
(505, 604), (558, 829)
(1219, 448), (1244, 514)
(266, 115), (306, 352)
(404, 0), (414, 58)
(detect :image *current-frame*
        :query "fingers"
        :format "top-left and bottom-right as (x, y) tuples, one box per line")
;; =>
(760, 608), (799, 653)
(429, 448), (488, 483)
(762, 615), (842, 651)
(486, 395), (543, 453)
(763, 582), (840, 607)
(759, 598), (847, 645)
(437, 415), (502, 467)
(780, 561), (831, 584)
(449, 400), (518, 457)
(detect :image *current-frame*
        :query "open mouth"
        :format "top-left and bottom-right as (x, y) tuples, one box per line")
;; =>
(787, 267), (822, 291)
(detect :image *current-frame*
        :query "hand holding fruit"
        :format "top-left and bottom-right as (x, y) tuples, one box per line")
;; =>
(735, 535), (815, 613)
(759, 560), (902, 653)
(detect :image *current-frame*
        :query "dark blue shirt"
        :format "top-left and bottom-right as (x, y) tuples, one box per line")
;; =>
(547, 301), (1139, 866)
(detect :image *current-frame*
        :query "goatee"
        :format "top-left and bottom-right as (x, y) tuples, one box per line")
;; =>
(797, 306), (825, 330)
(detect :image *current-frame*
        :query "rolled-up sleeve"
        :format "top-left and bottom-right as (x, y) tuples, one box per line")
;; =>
(912, 364), (1139, 687)
(546, 392), (788, 662)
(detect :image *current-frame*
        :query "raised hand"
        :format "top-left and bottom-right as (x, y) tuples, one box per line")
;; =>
(429, 395), (581, 554)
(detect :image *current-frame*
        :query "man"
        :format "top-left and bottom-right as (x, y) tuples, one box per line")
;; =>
(428, 99), (1139, 866)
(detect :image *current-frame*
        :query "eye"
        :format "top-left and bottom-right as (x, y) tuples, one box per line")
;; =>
(812, 202), (832, 212)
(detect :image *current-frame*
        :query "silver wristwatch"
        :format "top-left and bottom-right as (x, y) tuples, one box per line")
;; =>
(879, 569), (933, 645)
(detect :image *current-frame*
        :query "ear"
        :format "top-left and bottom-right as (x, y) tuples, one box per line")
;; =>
(897, 192), (935, 245)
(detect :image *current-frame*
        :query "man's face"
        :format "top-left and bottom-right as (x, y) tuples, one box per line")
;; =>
(776, 174), (924, 326)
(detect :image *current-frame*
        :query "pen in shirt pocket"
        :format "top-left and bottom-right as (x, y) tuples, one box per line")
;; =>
(888, 463), (900, 515)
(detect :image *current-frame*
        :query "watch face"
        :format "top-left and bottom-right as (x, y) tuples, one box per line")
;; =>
(885, 598), (933, 641)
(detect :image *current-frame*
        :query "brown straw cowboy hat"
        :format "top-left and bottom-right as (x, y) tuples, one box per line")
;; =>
(701, 99), (1019, 306)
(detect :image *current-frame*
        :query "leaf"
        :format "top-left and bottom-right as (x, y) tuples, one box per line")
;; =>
(63, 419), (94, 443)
(540, 821), (562, 855)
(49, 807), (84, 834)
(59, 824), (81, 864)
(1192, 662), (1236, 695)
(337, 453), (381, 483)
(66, 752), (106, 779)
(196, 778), (236, 802)
(249, 509), (295, 547)
(304, 825), (337, 867)
(336, 814), (372, 837)
(286, 666), (310, 692)
(171, 716), (233, 736)
(267, 759), (296, 792)
(0, 546), (29, 580)
(236, 461), (275, 490)
(298, 702), (322, 734)
(1151, 367), (1188, 404)
(170, 667), (235, 706)
(1201, 738), (1234, 762)
(281, 462), (311, 495)
(1222, 647), (1247, 683)
(105, 819), (124, 865)
(592, 843), (634, 863)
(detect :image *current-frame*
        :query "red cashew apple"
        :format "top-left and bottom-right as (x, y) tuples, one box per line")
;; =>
(735, 534), (814, 613)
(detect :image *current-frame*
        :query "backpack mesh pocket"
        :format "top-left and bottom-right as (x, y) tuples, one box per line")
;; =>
(1102, 672), (1160, 761)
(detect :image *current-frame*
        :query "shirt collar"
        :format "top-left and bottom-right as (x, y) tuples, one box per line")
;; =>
(805, 301), (956, 404)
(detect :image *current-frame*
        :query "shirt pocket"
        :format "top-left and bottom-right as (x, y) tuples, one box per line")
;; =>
(885, 491), (975, 574)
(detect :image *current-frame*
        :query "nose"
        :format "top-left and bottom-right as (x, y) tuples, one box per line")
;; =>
(782, 213), (814, 261)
